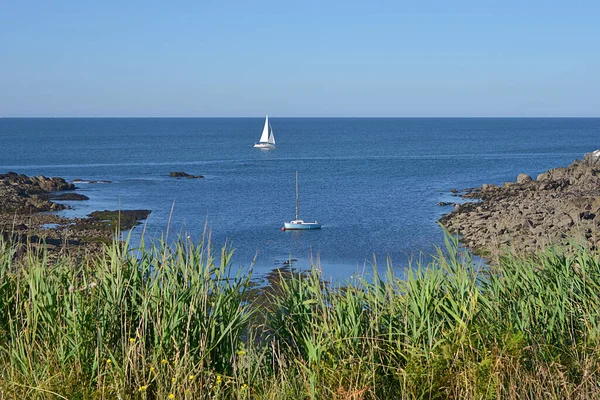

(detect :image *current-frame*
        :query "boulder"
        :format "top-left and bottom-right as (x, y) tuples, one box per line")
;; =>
(516, 174), (532, 184)
(169, 171), (204, 179)
(583, 149), (600, 166)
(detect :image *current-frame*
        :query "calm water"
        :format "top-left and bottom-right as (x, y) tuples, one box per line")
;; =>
(1, 117), (599, 280)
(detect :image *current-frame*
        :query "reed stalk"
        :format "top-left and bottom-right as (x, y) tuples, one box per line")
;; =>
(1, 231), (600, 398)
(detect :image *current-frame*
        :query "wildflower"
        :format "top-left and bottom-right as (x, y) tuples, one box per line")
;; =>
(216, 375), (222, 384)
(129, 338), (136, 344)
(168, 394), (175, 399)
(172, 377), (177, 383)
(241, 383), (248, 390)
(188, 374), (195, 381)
(106, 359), (112, 364)
(138, 385), (148, 392)
(150, 366), (156, 372)
(237, 349), (246, 356)
(161, 359), (168, 365)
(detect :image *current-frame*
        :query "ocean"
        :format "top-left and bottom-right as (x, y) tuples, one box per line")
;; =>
(1, 117), (599, 280)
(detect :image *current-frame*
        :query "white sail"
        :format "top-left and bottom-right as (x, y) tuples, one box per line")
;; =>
(254, 114), (276, 149)
(268, 124), (275, 144)
(258, 115), (270, 143)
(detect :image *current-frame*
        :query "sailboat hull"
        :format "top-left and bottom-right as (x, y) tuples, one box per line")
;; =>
(283, 220), (321, 230)
(254, 142), (275, 149)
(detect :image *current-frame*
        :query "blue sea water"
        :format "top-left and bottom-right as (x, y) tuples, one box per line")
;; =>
(1, 117), (599, 280)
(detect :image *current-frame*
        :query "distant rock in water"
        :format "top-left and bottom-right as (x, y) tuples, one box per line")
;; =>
(440, 150), (600, 257)
(169, 171), (204, 179)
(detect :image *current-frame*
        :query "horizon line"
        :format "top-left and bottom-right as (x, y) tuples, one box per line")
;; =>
(1, 115), (599, 119)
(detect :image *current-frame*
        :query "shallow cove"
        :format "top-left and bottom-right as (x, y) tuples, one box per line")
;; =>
(1, 117), (599, 280)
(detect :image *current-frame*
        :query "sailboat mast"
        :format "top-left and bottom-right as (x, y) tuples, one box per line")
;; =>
(295, 171), (299, 220)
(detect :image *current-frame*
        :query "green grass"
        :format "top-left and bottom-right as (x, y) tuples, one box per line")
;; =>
(1, 231), (600, 399)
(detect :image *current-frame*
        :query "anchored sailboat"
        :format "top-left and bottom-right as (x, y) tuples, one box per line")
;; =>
(253, 115), (276, 149)
(283, 171), (321, 230)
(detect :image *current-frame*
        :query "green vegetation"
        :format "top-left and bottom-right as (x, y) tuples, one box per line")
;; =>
(1, 232), (600, 399)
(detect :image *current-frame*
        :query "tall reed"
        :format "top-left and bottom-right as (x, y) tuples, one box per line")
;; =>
(0, 233), (254, 398)
(2, 231), (600, 399)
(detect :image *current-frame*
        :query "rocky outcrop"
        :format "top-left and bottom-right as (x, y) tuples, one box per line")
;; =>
(0, 173), (151, 255)
(440, 151), (600, 256)
(0, 172), (75, 213)
(169, 171), (204, 179)
(0, 172), (75, 192)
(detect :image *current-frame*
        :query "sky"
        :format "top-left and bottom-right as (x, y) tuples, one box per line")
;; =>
(1, 1), (599, 117)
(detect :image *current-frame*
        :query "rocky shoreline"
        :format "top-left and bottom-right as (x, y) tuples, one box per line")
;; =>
(440, 150), (600, 257)
(0, 172), (150, 255)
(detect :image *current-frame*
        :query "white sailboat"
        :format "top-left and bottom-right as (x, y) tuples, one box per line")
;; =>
(282, 171), (321, 230)
(253, 115), (276, 149)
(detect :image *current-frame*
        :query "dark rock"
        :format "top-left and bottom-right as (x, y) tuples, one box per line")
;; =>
(0, 172), (74, 192)
(169, 171), (204, 179)
(48, 193), (90, 201)
(580, 211), (596, 220)
(438, 202), (455, 207)
(88, 209), (151, 230)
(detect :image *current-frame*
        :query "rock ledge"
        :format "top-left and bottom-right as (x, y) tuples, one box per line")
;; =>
(440, 150), (600, 256)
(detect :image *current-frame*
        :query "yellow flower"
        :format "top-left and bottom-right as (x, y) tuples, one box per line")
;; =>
(161, 359), (168, 364)
(241, 383), (248, 390)
(188, 374), (195, 381)
(129, 338), (136, 344)
(150, 366), (156, 372)
(168, 394), (175, 399)
(138, 385), (148, 392)
(237, 349), (246, 356)
(106, 359), (112, 364)
(172, 377), (177, 383)
(216, 375), (222, 384)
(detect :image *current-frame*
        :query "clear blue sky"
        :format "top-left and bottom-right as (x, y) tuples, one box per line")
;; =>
(1, 1), (599, 117)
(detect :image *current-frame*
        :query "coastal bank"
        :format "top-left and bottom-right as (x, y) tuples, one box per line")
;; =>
(441, 150), (600, 257)
(0, 172), (150, 254)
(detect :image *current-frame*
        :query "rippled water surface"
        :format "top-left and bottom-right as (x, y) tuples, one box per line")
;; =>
(2, 117), (599, 279)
